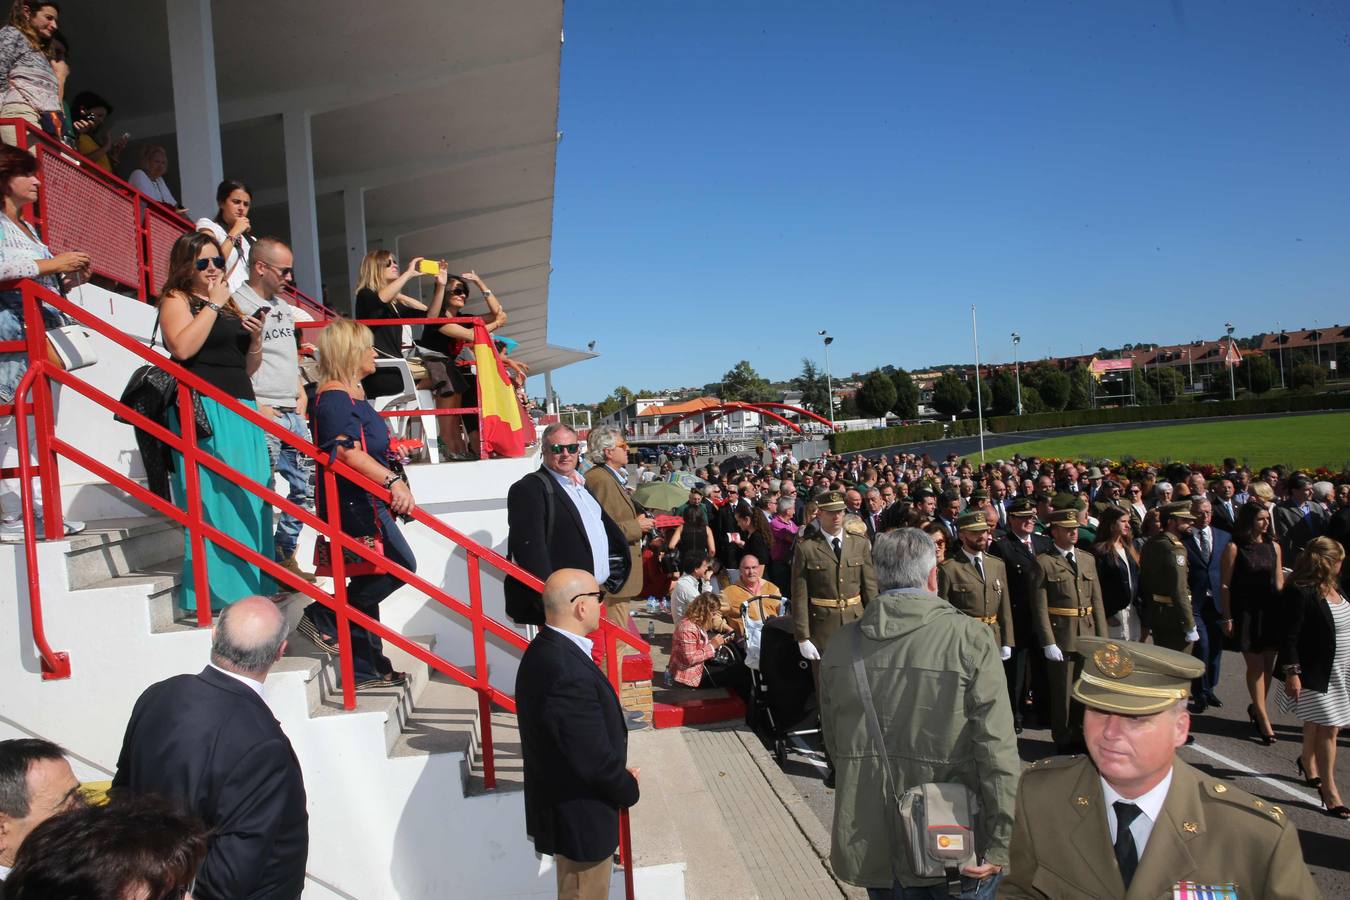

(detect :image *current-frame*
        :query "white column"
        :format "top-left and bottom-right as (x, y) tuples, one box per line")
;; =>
(165, 0), (222, 219)
(544, 371), (556, 415)
(282, 109), (322, 299)
(343, 187), (366, 307)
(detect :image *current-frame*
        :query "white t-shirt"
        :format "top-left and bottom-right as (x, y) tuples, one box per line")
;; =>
(127, 169), (178, 208)
(194, 217), (251, 293)
(232, 283), (313, 407)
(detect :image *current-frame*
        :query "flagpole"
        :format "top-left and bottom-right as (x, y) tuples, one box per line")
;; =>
(971, 305), (986, 462)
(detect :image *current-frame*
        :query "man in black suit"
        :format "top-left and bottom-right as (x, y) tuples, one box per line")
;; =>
(1274, 473), (1327, 562)
(517, 569), (640, 900)
(505, 423), (629, 626)
(989, 497), (1053, 733)
(112, 596), (308, 900)
(1210, 476), (1239, 533)
(1184, 497), (1230, 712)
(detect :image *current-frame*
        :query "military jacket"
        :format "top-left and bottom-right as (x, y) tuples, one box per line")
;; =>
(1139, 531), (1196, 644)
(1032, 549), (1108, 653)
(938, 549), (1014, 647)
(1000, 756), (1320, 900)
(790, 529), (877, 649)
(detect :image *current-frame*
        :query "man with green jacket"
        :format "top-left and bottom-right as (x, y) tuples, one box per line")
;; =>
(819, 529), (1019, 898)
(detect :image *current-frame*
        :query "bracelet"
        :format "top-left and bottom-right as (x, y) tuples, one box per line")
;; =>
(203, 301), (223, 313)
(482, 289), (493, 296)
(383, 473), (404, 489)
(1283, 664), (1301, 676)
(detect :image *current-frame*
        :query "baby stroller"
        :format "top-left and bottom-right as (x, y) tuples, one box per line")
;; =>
(743, 596), (819, 764)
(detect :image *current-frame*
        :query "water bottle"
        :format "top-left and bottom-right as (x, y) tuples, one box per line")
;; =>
(646, 596), (658, 615)
(647, 621), (655, 642)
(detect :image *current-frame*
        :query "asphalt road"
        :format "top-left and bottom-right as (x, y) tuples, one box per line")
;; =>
(764, 654), (1350, 897)
(842, 409), (1334, 463)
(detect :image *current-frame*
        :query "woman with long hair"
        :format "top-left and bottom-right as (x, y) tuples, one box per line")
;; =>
(412, 268), (505, 458)
(158, 230), (272, 612)
(668, 502), (714, 559)
(0, 2), (61, 147)
(668, 591), (749, 700)
(730, 499), (771, 572)
(0, 142), (87, 540)
(351, 248), (438, 399)
(194, 178), (252, 292)
(296, 317), (416, 689)
(1220, 500), (1285, 745)
(1091, 506), (1141, 641)
(1278, 537), (1349, 817)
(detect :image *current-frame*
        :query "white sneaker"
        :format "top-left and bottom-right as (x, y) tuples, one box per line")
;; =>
(0, 517), (86, 542)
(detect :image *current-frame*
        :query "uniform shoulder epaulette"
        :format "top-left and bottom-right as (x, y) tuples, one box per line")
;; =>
(1022, 754), (1084, 774)
(1200, 779), (1288, 826)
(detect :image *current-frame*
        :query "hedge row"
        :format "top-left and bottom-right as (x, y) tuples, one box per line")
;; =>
(829, 392), (1350, 455)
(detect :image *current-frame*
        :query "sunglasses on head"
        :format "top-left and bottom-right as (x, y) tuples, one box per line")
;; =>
(195, 256), (226, 271)
(548, 442), (580, 455)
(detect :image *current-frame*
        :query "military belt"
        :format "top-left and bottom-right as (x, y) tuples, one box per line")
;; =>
(1048, 605), (1093, 617)
(1151, 594), (1174, 606)
(810, 595), (862, 609)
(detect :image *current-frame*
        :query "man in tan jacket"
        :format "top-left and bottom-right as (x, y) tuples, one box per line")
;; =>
(584, 427), (652, 627)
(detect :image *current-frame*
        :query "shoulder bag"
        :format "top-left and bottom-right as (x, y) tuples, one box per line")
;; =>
(114, 311), (212, 438)
(850, 625), (982, 895)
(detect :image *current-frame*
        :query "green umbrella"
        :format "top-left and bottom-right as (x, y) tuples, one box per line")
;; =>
(634, 481), (692, 512)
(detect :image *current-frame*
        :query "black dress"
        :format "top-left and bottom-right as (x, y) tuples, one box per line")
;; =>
(354, 287), (421, 398)
(1231, 540), (1279, 652)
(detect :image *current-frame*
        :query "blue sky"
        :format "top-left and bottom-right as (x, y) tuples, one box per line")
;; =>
(545, 1), (1350, 403)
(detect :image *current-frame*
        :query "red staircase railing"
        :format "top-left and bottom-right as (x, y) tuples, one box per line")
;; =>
(7, 283), (643, 893)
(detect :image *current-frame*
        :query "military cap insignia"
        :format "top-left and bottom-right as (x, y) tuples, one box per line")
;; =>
(1093, 643), (1134, 679)
(1213, 784), (1228, 793)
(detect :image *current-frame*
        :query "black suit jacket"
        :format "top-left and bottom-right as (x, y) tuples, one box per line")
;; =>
(1092, 543), (1140, 619)
(990, 532), (1052, 647)
(1210, 498), (1238, 534)
(1184, 526), (1229, 619)
(516, 627), (640, 862)
(1277, 584), (1338, 694)
(112, 667), (308, 900)
(505, 467), (628, 625)
(1273, 500), (1327, 558)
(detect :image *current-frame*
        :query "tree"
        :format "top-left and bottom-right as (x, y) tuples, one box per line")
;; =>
(1142, 366), (1184, 404)
(1066, 366), (1095, 410)
(1291, 361), (1327, 392)
(971, 375), (992, 414)
(1032, 367), (1071, 411)
(856, 370), (897, 418)
(838, 393), (860, 419)
(890, 367), (919, 419)
(930, 371), (971, 417)
(1132, 367), (1160, 406)
(721, 360), (774, 403)
(594, 385), (635, 420)
(1020, 385), (1046, 414)
(988, 370), (1019, 416)
(794, 358), (830, 415)
(1238, 354), (1277, 394)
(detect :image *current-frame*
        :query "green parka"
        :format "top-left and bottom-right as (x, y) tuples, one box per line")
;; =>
(819, 589), (1021, 888)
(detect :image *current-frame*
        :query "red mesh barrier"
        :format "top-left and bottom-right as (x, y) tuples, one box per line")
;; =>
(36, 149), (141, 290)
(145, 205), (188, 298)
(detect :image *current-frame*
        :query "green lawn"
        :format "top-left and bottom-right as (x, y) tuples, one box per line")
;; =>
(987, 412), (1350, 472)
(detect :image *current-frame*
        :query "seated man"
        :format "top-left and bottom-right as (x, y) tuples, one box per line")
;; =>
(719, 553), (783, 637)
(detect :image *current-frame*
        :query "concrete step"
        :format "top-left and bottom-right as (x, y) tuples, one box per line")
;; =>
(64, 517), (181, 590)
(71, 561), (193, 635)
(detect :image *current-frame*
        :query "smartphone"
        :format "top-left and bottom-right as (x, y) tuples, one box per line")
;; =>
(251, 307), (268, 321)
(418, 259), (441, 275)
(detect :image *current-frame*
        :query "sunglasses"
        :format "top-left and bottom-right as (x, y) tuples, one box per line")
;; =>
(449, 286), (469, 297)
(569, 589), (606, 604)
(260, 260), (294, 278)
(195, 256), (226, 271)
(386, 258), (399, 268)
(548, 442), (580, 455)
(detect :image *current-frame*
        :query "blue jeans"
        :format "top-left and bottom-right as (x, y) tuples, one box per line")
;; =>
(303, 506), (415, 682)
(867, 872), (1001, 900)
(264, 409), (314, 558)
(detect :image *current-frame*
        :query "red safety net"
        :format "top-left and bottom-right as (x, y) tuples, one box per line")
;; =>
(144, 204), (185, 298)
(36, 147), (141, 290)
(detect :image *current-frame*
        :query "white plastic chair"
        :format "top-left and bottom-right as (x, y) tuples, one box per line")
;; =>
(369, 357), (440, 464)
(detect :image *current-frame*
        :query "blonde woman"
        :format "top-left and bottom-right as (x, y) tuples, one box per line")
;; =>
(296, 317), (416, 690)
(352, 248), (438, 399)
(668, 592), (748, 699)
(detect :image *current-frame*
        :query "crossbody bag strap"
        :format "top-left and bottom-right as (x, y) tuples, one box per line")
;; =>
(850, 624), (901, 809)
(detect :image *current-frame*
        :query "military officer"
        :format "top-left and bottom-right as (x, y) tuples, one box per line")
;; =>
(1139, 501), (1200, 651)
(1034, 508), (1109, 753)
(1001, 638), (1321, 899)
(938, 510), (1014, 653)
(792, 489), (877, 788)
(991, 497), (1053, 733)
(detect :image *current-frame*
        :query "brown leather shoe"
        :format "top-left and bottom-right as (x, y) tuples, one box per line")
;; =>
(279, 552), (318, 583)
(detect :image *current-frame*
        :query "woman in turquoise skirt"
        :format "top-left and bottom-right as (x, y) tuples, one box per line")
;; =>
(157, 231), (275, 611)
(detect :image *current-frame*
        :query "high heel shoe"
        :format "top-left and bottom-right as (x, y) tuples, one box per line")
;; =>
(1296, 756), (1323, 789)
(1318, 786), (1350, 819)
(1248, 703), (1276, 745)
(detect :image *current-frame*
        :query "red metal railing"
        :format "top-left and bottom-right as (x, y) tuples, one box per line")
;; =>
(1, 118), (335, 318)
(8, 279), (642, 896)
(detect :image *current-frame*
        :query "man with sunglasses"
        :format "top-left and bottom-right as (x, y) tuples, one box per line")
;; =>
(231, 236), (317, 583)
(517, 569), (640, 900)
(584, 426), (654, 627)
(505, 424), (629, 626)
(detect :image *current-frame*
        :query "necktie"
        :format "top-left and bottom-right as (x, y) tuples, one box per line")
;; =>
(1065, 551), (1077, 574)
(1113, 801), (1142, 888)
(973, 554), (985, 581)
(1199, 528), (1210, 560)
(832, 537), (842, 559)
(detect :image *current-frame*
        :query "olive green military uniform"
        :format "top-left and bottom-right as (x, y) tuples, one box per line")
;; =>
(1139, 513), (1196, 651)
(1001, 638), (1320, 899)
(791, 528), (878, 650)
(1033, 512), (1109, 750)
(937, 512), (1014, 648)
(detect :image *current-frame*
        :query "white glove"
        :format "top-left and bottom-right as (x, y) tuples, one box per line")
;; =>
(1184, 628), (1200, 643)
(1000, 645), (1012, 662)
(798, 639), (820, 661)
(1043, 644), (1065, 662)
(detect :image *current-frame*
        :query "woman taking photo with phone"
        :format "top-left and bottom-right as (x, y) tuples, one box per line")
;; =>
(195, 178), (252, 292)
(352, 248), (437, 400)
(158, 231), (272, 613)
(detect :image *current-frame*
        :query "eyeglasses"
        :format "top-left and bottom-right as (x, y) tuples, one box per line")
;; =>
(195, 256), (226, 271)
(614, 443), (629, 451)
(386, 258), (399, 268)
(569, 589), (606, 604)
(547, 442), (579, 455)
(260, 260), (294, 278)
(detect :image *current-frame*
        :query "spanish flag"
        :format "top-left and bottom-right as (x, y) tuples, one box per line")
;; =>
(472, 323), (527, 457)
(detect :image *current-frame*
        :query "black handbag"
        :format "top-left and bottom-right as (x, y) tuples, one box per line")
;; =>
(114, 313), (212, 438)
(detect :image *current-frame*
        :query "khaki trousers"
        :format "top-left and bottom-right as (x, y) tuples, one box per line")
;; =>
(555, 853), (612, 900)
(604, 596), (632, 627)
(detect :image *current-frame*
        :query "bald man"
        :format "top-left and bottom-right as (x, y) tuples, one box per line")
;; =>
(113, 597), (308, 900)
(516, 570), (640, 900)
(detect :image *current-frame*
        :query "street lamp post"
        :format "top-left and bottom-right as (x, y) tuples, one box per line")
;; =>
(1225, 322), (1236, 401)
(1315, 319), (1322, 368)
(1184, 347), (1193, 394)
(819, 330), (835, 429)
(1011, 332), (1023, 414)
(1276, 321), (1286, 389)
